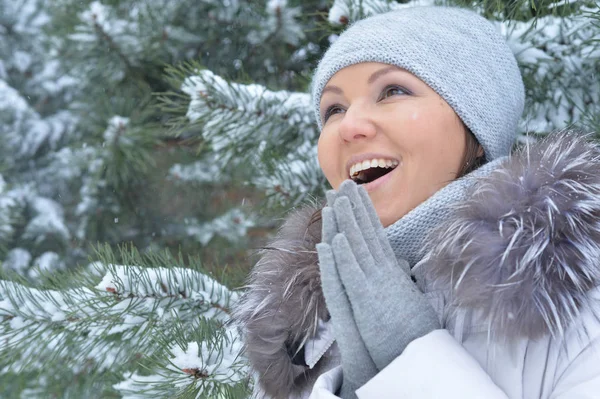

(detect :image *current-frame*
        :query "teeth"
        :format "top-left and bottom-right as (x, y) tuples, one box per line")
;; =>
(350, 158), (399, 177)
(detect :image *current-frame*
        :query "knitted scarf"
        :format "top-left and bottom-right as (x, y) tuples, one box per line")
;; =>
(386, 156), (508, 267)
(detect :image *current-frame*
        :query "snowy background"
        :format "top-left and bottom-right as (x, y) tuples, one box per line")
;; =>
(1, 0), (599, 397)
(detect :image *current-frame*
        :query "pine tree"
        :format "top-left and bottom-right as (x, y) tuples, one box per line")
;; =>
(1, 0), (599, 397)
(0, 0), (330, 279)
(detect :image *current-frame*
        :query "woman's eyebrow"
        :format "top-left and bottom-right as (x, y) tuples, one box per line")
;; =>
(367, 65), (403, 84)
(321, 66), (404, 96)
(322, 85), (343, 96)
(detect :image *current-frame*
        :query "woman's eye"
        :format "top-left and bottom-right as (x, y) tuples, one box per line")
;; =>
(323, 105), (344, 123)
(379, 85), (409, 100)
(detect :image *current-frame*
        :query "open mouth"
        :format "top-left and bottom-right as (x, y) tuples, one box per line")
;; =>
(349, 159), (399, 185)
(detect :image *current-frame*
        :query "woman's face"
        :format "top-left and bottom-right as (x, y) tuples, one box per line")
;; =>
(317, 62), (471, 227)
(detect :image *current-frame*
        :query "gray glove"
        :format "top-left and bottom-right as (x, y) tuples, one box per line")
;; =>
(316, 190), (378, 399)
(324, 180), (441, 371)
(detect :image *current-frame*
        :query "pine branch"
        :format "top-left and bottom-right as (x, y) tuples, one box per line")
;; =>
(113, 322), (250, 399)
(184, 208), (255, 246)
(0, 176), (19, 258)
(0, 245), (247, 396)
(327, 0), (412, 26)
(157, 65), (322, 206)
(182, 68), (315, 145)
(89, 10), (134, 71)
(255, 140), (328, 207)
(507, 7), (600, 133)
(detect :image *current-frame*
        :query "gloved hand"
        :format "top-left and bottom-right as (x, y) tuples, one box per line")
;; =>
(321, 180), (441, 372)
(316, 189), (379, 399)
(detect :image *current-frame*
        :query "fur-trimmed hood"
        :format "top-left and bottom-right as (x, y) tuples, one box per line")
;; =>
(423, 131), (600, 340)
(232, 203), (328, 398)
(233, 131), (600, 398)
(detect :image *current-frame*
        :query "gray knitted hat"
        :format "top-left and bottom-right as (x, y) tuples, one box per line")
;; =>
(311, 6), (525, 161)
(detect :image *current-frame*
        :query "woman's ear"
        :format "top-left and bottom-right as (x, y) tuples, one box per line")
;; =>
(477, 145), (484, 158)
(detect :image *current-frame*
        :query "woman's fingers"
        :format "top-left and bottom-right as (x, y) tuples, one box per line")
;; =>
(316, 242), (351, 312)
(356, 184), (399, 267)
(326, 188), (337, 207)
(331, 234), (367, 293)
(337, 181), (388, 265)
(333, 197), (378, 276)
(321, 207), (338, 245)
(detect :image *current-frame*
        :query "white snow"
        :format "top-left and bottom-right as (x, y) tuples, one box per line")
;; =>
(70, 1), (143, 62)
(168, 330), (246, 383)
(267, 0), (288, 13)
(23, 196), (71, 243)
(3, 248), (32, 274)
(103, 116), (130, 144)
(168, 157), (226, 184)
(328, 0), (436, 25)
(181, 69), (316, 157)
(80, 2), (110, 30)
(504, 11), (600, 134)
(13, 51), (33, 73)
(95, 264), (238, 317)
(29, 252), (66, 279)
(254, 140), (324, 206)
(0, 261), (241, 379)
(114, 328), (248, 398)
(247, 0), (305, 46)
(328, 1), (350, 25)
(186, 208), (254, 246)
(112, 373), (166, 398)
(0, 80), (30, 115)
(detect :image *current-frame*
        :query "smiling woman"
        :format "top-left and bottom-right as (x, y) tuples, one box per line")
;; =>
(233, 5), (600, 399)
(317, 63), (483, 227)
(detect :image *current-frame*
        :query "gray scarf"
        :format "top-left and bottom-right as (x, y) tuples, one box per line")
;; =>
(386, 156), (508, 267)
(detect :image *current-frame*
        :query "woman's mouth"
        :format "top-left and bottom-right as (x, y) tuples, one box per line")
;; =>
(349, 158), (399, 187)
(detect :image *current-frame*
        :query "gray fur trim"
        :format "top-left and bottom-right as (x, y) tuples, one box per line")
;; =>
(231, 203), (327, 398)
(424, 131), (600, 340)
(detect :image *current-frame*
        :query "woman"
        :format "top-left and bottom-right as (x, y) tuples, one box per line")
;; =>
(234, 6), (600, 399)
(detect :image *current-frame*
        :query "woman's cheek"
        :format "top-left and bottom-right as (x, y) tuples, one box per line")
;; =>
(317, 138), (339, 189)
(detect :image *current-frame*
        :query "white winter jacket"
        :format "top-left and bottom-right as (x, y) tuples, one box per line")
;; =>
(233, 131), (600, 399)
(309, 288), (600, 398)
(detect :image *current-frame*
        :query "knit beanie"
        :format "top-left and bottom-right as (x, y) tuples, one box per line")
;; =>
(311, 6), (525, 161)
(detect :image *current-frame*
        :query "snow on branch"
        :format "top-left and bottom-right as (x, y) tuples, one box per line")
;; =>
(247, 0), (306, 46)
(328, 0), (434, 25)
(179, 68), (326, 205)
(182, 69), (316, 157)
(113, 327), (249, 398)
(95, 264), (238, 319)
(255, 140), (326, 207)
(0, 175), (18, 253)
(168, 154), (230, 184)
(185, 208), (255, 246)
(0, 263), (239, 374)
(68, 1), (142, 75)
(0, 80), (75, 160)
(503, 8), (600, 133)
(0, 185), (70, 274)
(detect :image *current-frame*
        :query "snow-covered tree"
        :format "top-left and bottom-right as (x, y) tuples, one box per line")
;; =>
(0, 0), (329, 279)
(1, 0), (599, 397)
(0, 245), (247, 397)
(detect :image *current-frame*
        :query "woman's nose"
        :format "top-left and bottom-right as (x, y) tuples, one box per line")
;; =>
(337, 105), (376, 142)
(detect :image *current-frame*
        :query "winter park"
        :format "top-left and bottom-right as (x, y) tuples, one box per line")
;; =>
(1, 0), (600, 398)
